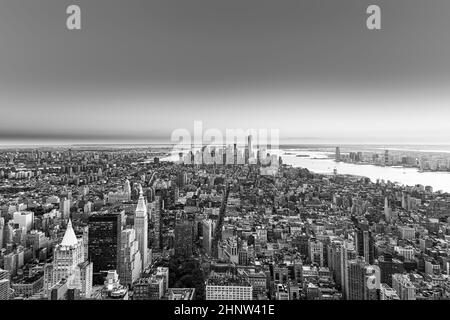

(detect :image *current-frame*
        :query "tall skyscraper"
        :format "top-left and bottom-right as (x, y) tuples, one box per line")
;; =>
(60, 198), (71, 219)
(335, 147), (341, 162)
(77, 261), (93, 299)
(245, 134), (253, 164)
(202, 219), (215, 255)
(0, 279), (10, 300)
(308, 238), (324, 267)
(347, 257), (380, 300)
(0, 269), (10, 300)
(355, 228), (375, 264)
(177, 171), (187, 188)
(340, 240), (357, 300)
(82, 226), (89, 262)
(134, 186), (148, 271)
(384, 197), (392, 223)
(328, 241), (342, 287)
(51, 220), (84, 287)
(174, 219), (193, 258)
(118, 229), (142, 287)
(88, 213), (121, 284)
(152, 196), (162, 251)
(2, 222), (13, 249)
(124, 179), (131, 194)
(124, 179), (131, 201)
(0, 218), (4, 249)
(45, 219), (93, 299)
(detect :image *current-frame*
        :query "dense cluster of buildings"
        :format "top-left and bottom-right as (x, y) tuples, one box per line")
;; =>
(0, 144), (450, 300)
(335, 146), (450, 172)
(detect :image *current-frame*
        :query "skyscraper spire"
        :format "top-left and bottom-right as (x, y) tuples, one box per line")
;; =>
(135, 185), (147, 217)
(61, 219), (78, 247)
(135, 184), (148, 270)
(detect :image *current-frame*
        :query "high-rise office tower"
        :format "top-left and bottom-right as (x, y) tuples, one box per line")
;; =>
(244, 134), (253, 164)
(46, 219), (93, 299)
(118, 229), (142, 287)
(384, 197), (392, 223)
(77, 261), (93, 299)
(308, 238), (324, 267)
(347, 257), (380, 300)
(0, 218), (4, 249)
(88, 213), (121, 284)
(60, 198), (71, 219)
(82, 226), (89, 262)
(335, 147), (341, 162)
(174, 219), (193, 258)
(378, 254), (404, 286)
(355, 228), (375, 264)
(134, 186), (148, 271)
(0, 279), (10, 300)
(51, 220), (84, 287)
(340, 241), (357, 300)
(177, 171), (187, 188)
(202, 219), (214, 255)
(152, 196), (162, 250)
(124, 179), (131, 194)
(124, 179), (131, 201)
(2, 221), (13, 249)
(347, 258), (366, 300)
(146, 187), (155, 203)
(244, 147), (250, 165)
(328, 241), (343, 287)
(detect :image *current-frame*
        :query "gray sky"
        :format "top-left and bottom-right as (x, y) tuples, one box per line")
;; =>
(1, 0), (450, 144)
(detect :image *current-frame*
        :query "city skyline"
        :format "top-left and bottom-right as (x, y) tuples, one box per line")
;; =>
(1, 145), (450, 302)
(2, 0), (450, 309)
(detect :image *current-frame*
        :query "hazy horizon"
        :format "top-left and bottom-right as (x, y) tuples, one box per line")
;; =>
(1, 0), (450, 145)
(1, 141), (450, 149)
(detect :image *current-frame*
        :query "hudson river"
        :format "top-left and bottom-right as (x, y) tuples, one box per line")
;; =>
(273, 149), (450, 193)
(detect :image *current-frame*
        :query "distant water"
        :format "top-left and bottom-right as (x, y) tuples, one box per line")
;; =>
(162, 148), (450, 192)
(272, 149), (450, 193)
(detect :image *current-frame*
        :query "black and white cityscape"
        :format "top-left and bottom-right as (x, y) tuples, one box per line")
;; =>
(1, 143), (450, 301)
(1, 0), (450, 304)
